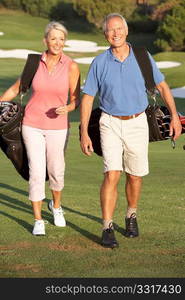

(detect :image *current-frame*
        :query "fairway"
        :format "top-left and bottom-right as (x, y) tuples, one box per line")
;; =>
(1, 124), (185, 278)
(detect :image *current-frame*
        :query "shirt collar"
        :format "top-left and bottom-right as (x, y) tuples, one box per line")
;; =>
(108, 42), (132, 63)
(41, 51), (64, 64)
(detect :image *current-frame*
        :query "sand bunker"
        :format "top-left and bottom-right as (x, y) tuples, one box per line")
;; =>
(0, 49), (40, 59)
(64, 40), (108, 53)
(0, 39), (184, 98)
(156, 61), (181, 68)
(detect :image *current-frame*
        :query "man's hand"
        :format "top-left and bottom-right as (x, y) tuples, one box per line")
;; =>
(156, 81), (182, 141)
(80, 134), (94, 156)
(170, 114), (182, 141)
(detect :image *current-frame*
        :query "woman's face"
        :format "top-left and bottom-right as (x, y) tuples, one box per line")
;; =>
(44, 28), (65, 55)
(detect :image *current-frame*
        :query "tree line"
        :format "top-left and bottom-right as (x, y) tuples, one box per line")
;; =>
(0, 0), (184, 52)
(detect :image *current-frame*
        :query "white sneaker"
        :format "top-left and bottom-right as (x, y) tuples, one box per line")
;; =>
(48, 200), (66, 227)
(32, 219), (45, 235)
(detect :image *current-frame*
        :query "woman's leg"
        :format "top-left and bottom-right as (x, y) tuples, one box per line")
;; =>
(45, 129), (68, 206)
(22, 125), (46, 222)
(51, 190), (61, 209)
(31, 201), (43, 220)
(45, 129), (68, 226)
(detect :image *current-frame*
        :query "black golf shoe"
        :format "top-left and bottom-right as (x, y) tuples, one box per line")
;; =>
(101, 227), (119, 248)
(125, 213), (139, 238)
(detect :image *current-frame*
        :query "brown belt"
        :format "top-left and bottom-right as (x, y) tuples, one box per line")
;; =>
(112, 111), (143, 120)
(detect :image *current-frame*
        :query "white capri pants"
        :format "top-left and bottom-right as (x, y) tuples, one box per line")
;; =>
(22, 125), (69, 202)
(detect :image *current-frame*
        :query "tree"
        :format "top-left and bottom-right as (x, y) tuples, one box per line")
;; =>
(0, 0), (22, 9)
(155, 1), (185, 51)
(0, 0), (59, 18)
(21, 0), (58, 17)
(72, 0), (136, 29)
(151, 0), (181, 20)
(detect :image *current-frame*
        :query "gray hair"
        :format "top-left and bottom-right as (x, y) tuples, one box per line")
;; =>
(102, 13), (128, 33)
(44, 21), (68, 39)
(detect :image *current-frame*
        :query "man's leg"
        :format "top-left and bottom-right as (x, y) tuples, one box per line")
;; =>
(124, 173), (142, 237)
(100, 170), (121, 248)
(99, 112), (124, 247)
(100, 170), (121, 221)
(125, 173), (142, 210)
(123, 113), (149, 237)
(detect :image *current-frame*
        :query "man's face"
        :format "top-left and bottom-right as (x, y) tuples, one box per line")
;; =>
(104, 17), (128, 48)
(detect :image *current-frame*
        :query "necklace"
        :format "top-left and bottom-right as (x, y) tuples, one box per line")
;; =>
(46, 57), (60, 73)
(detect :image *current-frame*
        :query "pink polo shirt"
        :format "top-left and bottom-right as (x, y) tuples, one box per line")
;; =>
(22, 52), (73, 130)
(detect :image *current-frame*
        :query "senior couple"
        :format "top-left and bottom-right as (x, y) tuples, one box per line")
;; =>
(0, 13), (182, 248)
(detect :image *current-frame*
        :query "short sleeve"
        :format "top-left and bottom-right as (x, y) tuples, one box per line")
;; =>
(148, 52), (165, 85)
(82, 59), (99, 97)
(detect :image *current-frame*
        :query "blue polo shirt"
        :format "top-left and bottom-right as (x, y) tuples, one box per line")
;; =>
(83, 45), (164, 116)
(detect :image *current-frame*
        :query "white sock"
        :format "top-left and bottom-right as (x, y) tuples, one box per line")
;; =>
(126, 207), (137, 218)
(103, 219), (113, 230)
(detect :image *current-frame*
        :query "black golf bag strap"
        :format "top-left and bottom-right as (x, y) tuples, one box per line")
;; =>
(132, 46), (156, 95)
(19, 54), (41, 94)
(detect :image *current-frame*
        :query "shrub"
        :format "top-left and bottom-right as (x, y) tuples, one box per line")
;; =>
(155, 1), (185, 51)
(72, 0), (136, 29)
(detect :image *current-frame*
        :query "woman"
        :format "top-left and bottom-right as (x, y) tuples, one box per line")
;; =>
(0, 21), (81, 235)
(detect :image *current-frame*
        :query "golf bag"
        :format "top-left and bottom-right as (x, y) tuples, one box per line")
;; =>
(0, 54), (41, 180)
(0, 101), (29, 180)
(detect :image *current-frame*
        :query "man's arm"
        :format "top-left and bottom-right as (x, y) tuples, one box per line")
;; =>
(156, 80), (182, 140)
(80, 94), (95, 156)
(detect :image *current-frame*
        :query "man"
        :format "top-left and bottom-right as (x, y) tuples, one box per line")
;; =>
(80, 13), (182, 248)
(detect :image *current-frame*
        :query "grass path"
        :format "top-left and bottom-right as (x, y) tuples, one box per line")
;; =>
(1, 123), (185, 278)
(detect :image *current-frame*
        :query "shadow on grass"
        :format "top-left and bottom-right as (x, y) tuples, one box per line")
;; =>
(0, 210), (33, 234)
(0, 183), (123, 244)
(66, 220), (101, 246)
(0, 77), (18, 91)
(63, 205), (102, 223)
(62, 205), (125, 236)
(0, 189), (52, 234)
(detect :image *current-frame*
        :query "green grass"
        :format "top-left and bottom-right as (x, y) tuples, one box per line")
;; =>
(1, 8), (185, 279)
(0, 9), (48, 51)
(154, 52), (185, 89)
(0, 8), (157, 52)
(1, 125), (185, 278)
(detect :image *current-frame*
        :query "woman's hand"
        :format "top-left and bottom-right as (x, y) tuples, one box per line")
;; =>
(55, 105), (68, 115)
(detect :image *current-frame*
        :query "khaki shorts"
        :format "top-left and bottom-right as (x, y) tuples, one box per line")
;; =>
(99, 112), (149, 176)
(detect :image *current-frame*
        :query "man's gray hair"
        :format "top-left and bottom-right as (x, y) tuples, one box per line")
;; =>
(102, 13), (128, 33)
(44, 21), (68, 39)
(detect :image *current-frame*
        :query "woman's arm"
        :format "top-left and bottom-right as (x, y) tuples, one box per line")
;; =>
(55, 61), (80, 115)
(68, 61), (81, 111)
(0, 78), (21, 102)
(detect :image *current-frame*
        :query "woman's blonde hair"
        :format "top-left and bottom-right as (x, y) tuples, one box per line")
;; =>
(44, 21), (68, 40)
